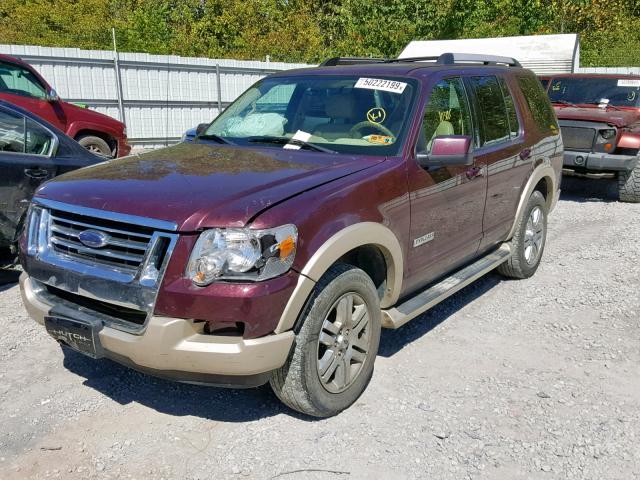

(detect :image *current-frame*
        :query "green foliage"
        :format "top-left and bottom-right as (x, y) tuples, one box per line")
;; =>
(0, 0), (638, 66)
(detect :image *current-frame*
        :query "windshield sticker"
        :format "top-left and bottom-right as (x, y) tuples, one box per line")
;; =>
(618, 79), (640, 88)
(366, 107), (386, 124)
(355, 78), (407, 94)
(283, 130), (311, 150)
(364, 134), (395, 145)
(628, 91), (637, 102)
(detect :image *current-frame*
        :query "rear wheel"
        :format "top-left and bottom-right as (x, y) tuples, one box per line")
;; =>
(76, 135), (112, 157)
(498, 190), (547, 279)
(618, 163), (640, 203)
(270, 263), (381, 417)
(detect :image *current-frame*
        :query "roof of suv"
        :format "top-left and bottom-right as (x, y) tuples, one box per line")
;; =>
(273, 62), (527, 79)
(271, 53), (528, 79)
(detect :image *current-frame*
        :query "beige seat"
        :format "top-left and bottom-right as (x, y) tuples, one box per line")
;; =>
(313, 94), (358, 140)
(426, 120), (455, 151)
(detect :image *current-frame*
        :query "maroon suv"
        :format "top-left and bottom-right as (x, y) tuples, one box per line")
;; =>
(0, 54), (130, 158)
(547, 73), (640, 202)
(19, 53), (563, 417)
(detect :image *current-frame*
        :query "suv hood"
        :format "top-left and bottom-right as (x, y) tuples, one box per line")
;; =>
(554, 105), (640, 128)
(36, 142), (384, 231)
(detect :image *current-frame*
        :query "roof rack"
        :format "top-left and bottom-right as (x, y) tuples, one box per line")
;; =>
(319, 57), (388, 67)
(389, 52), (522, 67)
(318, 52), (522, 68)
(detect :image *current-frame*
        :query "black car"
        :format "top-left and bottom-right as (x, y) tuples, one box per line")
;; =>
(0, 100), (104, 251)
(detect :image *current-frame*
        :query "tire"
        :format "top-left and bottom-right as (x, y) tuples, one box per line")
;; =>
(498, 190), (547, 279)
(270, 263), (381, 417)
(76, 135), (112, 157)
(618, 163), (640, 203)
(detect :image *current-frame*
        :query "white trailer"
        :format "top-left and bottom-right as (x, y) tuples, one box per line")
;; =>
(399, 34), (580, 75)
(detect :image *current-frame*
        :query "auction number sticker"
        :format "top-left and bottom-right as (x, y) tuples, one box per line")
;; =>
(355, 77), (407, 94)
(617, 79), (640, 88)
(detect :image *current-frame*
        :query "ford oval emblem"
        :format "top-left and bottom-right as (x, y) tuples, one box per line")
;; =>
(78, 229), (110, 248)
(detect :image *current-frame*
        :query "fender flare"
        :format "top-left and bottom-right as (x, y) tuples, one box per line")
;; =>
(506, 162), (558, 240)
(66, 120), (120, 141)
(274, 222), (403, 334)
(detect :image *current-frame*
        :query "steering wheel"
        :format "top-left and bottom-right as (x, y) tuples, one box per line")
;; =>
(349, 121), (395, 139)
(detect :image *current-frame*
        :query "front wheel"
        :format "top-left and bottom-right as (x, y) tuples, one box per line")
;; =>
(270, 263), (381, 417)
(618, 163), (640, 203)
(76, 135), (112, 157)
(498, 190), (548, 279)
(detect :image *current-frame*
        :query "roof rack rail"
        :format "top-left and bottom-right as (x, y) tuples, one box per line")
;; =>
(389, 52), (522, 67)
(320, 57), (388, 67)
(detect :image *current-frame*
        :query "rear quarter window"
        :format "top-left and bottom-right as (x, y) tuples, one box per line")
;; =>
(517, 75), (558, 134)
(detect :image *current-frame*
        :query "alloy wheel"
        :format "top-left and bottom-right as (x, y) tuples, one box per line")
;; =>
(316, 292), (371, 393)
(524, 206), (545, 265)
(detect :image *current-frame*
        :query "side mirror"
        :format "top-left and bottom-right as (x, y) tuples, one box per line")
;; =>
(195, 123), (209, 136)
(46, 89), (60, 103)
(416, 135), (474, 169)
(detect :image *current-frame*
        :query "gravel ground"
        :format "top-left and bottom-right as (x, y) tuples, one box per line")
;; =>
(1, 176), (639, 480)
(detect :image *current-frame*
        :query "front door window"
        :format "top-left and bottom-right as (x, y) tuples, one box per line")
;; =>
(0, 61), (47, 100)
(418, 77), (473, 152)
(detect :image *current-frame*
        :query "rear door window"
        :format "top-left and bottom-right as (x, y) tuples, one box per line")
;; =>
(0, 108), (53, 155)
(0, 61), (47, 99)
(469, 76), (510, 147)
(517, 75), (558, 134)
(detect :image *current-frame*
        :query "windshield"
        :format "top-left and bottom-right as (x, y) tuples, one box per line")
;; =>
(202, 75), (417, 156)
(548, 77), (640, 107)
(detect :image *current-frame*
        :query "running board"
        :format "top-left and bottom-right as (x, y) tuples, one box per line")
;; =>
(381, 243), (512, 329)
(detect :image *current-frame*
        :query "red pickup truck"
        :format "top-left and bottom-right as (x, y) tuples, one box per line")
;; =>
(0, 54), (130, 158)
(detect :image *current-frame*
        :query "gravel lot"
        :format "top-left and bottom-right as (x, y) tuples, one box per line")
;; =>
(1, 175), (638, 480)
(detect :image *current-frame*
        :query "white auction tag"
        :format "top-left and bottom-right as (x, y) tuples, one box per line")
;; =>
(354, 77), (407, 94)
(617, 79), (640, 87)
(283, 130), (312, 150)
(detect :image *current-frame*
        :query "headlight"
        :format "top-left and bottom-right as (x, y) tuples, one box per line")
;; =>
(186, 224), (297, 285)
(26, 204), (47, 256)
(599, 129), (616, 140)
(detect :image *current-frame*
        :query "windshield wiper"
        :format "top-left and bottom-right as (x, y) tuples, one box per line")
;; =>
(197, 133), (235, 145)
(553, 100), (578, 108)
(247, 136), (337, 154)
(584, 102), (623, 111)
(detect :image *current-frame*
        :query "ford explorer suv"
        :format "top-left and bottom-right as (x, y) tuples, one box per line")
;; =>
(19, 53), (563, 417)
(0, 53), (130, 158)
(547, 74), (640, 202)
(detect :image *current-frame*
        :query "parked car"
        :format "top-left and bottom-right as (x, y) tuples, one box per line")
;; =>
(181, 126), (197, 142)
(0, 100), (104, 251)
(19, 53), (563, 417)
(0, 54), (130, 158)
(546, 73), (640, 202)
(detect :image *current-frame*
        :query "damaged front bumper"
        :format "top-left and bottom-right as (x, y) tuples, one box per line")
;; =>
(20, 273), (294, 387)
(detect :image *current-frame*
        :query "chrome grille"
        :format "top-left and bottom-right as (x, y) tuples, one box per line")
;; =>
(560, 126), (596, 151)
(48, 209), (155, 270)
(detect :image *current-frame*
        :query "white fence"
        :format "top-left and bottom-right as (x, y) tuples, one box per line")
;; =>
(0, 44), (309, 148)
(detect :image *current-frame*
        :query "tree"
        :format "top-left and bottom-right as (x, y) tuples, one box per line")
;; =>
(0, 0), (638, 66)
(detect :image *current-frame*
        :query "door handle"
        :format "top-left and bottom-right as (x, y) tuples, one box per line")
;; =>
(519, 148), (532, 160)
(465, 166), (484, 179)
(24, 168), (49, 179)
